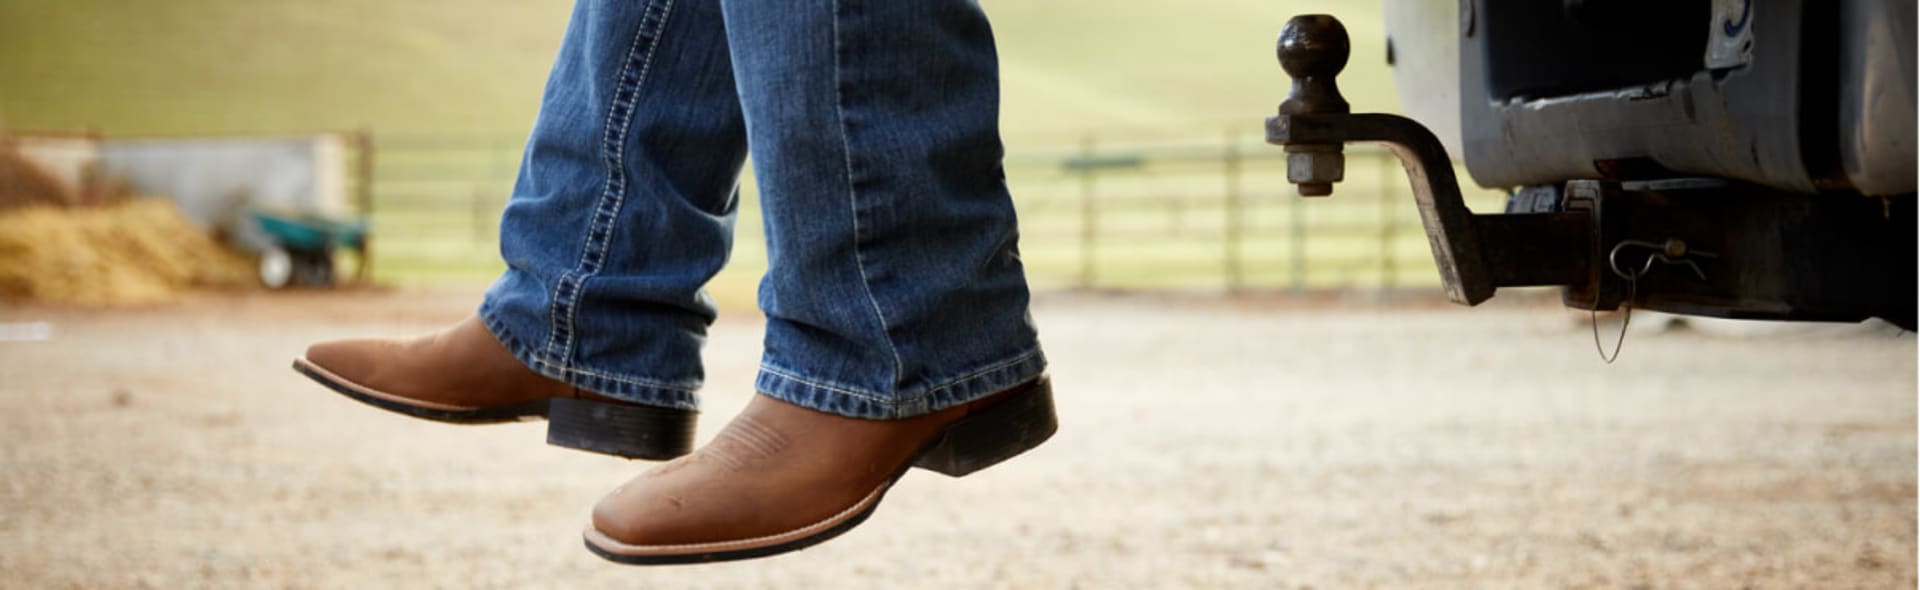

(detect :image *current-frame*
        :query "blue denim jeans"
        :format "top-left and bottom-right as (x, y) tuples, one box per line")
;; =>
(479, 0), (1045, 420)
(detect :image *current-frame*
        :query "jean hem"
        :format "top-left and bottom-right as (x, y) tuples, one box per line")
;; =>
(477, 298), (701, 411)
(754, 347), (1047, 420)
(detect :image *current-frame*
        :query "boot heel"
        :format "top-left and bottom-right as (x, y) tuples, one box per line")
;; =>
(912, 378), (1058, 477)
(546, 398), (697, 460)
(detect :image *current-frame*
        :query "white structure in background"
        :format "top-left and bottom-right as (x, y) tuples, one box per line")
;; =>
(7, 133), (352, 255)
(6, 132), (361, 288)
(98, 135), (351, 229)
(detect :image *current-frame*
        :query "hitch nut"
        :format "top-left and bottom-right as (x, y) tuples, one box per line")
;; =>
(1287, 147), (1344, 197)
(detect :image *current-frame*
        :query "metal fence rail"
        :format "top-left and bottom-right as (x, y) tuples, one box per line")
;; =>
(364, 134), (1508, 291)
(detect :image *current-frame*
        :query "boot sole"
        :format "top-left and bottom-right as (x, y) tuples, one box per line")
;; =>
(291, 357), (695, 460)
(582, 376), (1057, 565)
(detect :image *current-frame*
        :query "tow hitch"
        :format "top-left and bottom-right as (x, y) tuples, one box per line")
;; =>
(1264, 14), (1914, 330)
(1265, 14), (1592, 306)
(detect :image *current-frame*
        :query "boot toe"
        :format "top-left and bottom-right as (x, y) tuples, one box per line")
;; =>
(590, 487), (636, 543)
(591, 481), (673, 546)
(590, 458), (722, 546)
(302, 338), (384, 382)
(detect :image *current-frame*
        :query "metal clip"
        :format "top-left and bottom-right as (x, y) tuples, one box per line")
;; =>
(1607, 238), (1717, 282)
(1592, 238), (1718, 364)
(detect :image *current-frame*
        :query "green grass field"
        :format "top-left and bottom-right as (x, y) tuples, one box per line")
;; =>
(2, 1), (1398, 136)
(1, 0), (1506, 306)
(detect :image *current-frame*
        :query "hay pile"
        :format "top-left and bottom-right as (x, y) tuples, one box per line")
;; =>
(0, 198), (256, 306)
(0, 143), (75, 209)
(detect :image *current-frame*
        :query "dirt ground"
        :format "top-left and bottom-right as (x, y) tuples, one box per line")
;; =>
(1, 286), (1913, 589)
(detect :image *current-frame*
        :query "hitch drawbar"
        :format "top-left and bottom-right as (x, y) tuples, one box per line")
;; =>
(1264, 14), (1593, 305)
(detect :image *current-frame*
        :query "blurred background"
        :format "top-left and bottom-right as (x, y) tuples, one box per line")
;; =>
(1, 1), (1913, 588)
(0, 0), (1504, 301)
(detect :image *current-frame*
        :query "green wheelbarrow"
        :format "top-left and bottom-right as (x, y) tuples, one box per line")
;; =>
(249, 211), (369, 288)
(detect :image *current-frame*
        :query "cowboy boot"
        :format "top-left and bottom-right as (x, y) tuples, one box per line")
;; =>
(582, 377), (1055, 564)
(293, 315), (696, 460)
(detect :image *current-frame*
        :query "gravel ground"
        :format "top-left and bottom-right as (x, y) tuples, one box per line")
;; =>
(1, 287), (1913, 589)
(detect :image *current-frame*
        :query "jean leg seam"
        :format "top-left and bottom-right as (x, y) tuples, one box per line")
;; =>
(757, 363), (888, 401)
(758, 346), (1043, 406)
(487, 301), (702, 403)
(829, 0), (906, 388)
(544, 0), (679, 368)
(552, 365), (703, 392)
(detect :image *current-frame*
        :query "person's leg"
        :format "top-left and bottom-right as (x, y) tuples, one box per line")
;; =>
(483, 0), (747, 409)
(586, 0), (1054, 564)
(295, 0), (745, 460)
(735, 0), (1045, 418)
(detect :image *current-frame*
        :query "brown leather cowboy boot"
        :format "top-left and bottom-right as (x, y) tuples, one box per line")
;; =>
(292, 315), (696, 460)
(582, 376), (1056, 564)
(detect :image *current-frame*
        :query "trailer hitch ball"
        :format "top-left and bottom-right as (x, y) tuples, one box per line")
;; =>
(1276, 14), (1352, 197)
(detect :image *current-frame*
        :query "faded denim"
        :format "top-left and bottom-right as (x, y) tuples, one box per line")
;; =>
(480, 0), (1045, 420)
